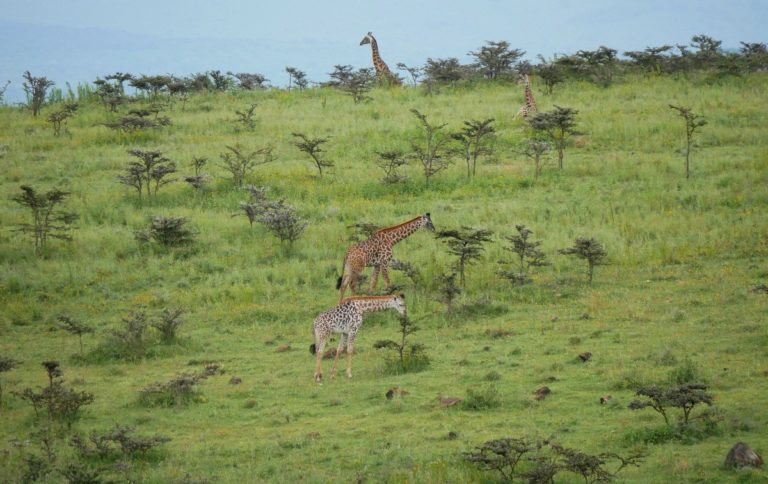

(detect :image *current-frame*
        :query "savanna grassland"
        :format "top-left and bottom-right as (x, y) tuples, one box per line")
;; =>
(1, 72), (767, 483)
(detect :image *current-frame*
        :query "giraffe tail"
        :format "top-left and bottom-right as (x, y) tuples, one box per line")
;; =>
(336, 276), (343, 290)
(309, 343), (317, 354)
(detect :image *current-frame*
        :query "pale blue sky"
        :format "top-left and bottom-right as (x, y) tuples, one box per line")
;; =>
(1, 0), (765, 102)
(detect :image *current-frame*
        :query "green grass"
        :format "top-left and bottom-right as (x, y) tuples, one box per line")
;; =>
(1, 74), (767, 482)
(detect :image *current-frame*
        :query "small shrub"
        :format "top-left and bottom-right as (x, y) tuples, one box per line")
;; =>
(451, 118), (496, 178)
(462, 385), (500, 411)
(292, 132), (333, 177)
(669, 104), (707, 179)
(498, 224), (549, 285)
(57, 315), (94, 356)
(150, 308), (185, 344)
(559, 237), (607, 284)
(668, 358), (704, 385)
(0, 356), (20, 409)
(47, 102), (78, 136)
(23, 71), (54, 116)
(527, 105), (580, 169)
(464, 437), (540, 481)
(373, 315), (430, 374)
(234, 103), (257, 130)
(11, 185), (79, 254)
(219, 144), (276, 187)
(436, 227), (493, 286)
(58, 462), (104, 483)
(71, 424), (171, 459)
(138, 366), (216, 407)
(117, 149), (177, 199)
(437, 272), (462, 312)
(628, 383), (714, 425)
(374, 149), (409, 184)
(184, 157), (210, 190)
(409, 109), (453, 185)
(465, 435), (645, 482)
(105, 309), (150, 361)
(14, 361), (94, 427)
(135, 216), (197, 248)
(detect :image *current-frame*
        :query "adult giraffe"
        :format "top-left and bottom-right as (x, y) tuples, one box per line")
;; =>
(336, 213), (434, 303)
(360, 32), (401, 85)
(517, 73), (538, 118)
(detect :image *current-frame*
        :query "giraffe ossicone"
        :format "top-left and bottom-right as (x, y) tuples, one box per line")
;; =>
(310, 294), (407, 382)
(336, 213), (435, 303)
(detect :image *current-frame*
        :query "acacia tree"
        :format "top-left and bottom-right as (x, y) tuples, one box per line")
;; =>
(292, 133), (333, 177)
(669, 105), (707, 179)
(47, 103), (78, 136)
(436, 227), (494, 286)
(117, 149), (177, 199)
(518, 139), (552, 179)
(57, 316), (94, 356)
(559, 237), (607, 284)
(535, 56), (565, 94)
(0, 356), (19, 410)
(498, 225), (549, 285)
(220, 144), (276, 187)
(285, 67), (308, 91)
(528, 105), (580, 169)
(452, 118), (496, 178)
(468, 41), (524, 80)
(11, 185), (78, 253)
(410, 109), (452, 185)
(23, 71), (54, 116)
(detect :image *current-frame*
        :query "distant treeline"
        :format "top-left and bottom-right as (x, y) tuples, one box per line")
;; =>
(11, 34), (768, 106)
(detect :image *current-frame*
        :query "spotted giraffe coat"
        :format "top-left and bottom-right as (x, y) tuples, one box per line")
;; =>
(360, 32), (401, 85)
(518, 73), (538, 118)
(336, 213), (434, 303)
(310, 294), (407, 382)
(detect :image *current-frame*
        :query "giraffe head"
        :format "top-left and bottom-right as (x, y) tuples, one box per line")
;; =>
(392, 293), (407, 316)
(360, 32), (374, 46)
(517, 73), (530, 85)
(421, 213), (436, 232)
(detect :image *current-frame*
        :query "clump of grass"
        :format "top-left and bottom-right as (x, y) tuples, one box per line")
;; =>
(462, 385), (500, 411)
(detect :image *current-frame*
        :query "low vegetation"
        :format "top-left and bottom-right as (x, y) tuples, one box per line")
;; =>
(0, 34), (766, 481)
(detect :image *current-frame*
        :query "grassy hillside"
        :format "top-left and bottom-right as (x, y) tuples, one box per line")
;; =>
(1, 73), (767, 483)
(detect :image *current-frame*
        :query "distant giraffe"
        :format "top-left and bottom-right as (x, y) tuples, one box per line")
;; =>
(360, 32), (401, 85)
(517, 73), (538, 118)
(310, 294), (407, 382)
(336, 213), (434, 303)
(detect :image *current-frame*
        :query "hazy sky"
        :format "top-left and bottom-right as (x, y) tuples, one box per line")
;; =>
(1, 0), (766, 102)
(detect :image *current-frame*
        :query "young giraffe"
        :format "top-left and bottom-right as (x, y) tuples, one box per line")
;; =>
(360, 31), (401, 85)
(310, 294), (407, 383)
(517, 73), (538, 118)
(336, 213), (435, 303)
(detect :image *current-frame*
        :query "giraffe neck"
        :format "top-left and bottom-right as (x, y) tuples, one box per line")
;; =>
(376, 216), (424, 245)
(524, 75), (537, 109)
(368, 36), (391, 75)
(346, 296), (397, 313)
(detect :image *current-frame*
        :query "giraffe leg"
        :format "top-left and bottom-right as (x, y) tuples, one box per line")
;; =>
(330, 334), (347, 378)
(370, 265), (380, 292)
(338, 275), (350, 304)
(314, 339), (325, 383)
(346, 341), (354, 379)
(381, 265), (391, 291)
(345, 330), (359, 379)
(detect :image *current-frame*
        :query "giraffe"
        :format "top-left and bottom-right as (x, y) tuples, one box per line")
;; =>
(310, 294), (407, 382)
(336, 213), (435, 303)
(517, 73), (538, 118)
(360, 31), (401, 85)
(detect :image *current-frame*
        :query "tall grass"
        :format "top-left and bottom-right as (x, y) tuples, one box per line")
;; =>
(0, 74), (767, 482)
